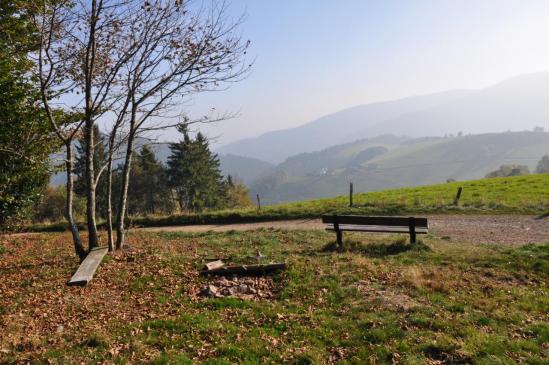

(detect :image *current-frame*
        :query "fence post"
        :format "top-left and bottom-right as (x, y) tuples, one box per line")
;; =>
(256, 194), (261, 210)
(453, 186), (463, 206)
(349, 182), (354, 208)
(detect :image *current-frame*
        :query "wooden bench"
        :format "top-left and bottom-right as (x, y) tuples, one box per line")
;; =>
(67, 247), (108, 286)
(322, 215), (428, 247)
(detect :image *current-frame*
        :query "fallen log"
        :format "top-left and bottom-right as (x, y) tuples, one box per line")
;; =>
(201, 262), (287, 276)
(68, 247), (108, 286)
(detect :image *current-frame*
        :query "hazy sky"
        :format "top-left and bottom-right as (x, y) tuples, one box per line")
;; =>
(172, 0), (549, 147)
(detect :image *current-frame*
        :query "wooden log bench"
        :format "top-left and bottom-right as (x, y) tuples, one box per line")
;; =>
(322, 215), (428, 247)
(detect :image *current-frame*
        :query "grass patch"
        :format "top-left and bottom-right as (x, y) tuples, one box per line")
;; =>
(0, 229), (547, 363)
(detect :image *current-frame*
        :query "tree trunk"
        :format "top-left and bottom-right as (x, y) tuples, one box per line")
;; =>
(106, 150), (114, 252)
(149, 187), (155, 215)
(115, 132), (134, 250)
(65, 141), (86, 261)
(178, 192), (185, 212)
(85, 123), (100, 249)
(84, 0), (100, 250)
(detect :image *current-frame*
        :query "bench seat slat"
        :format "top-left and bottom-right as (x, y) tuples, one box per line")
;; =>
(322, 215), (428, 228)
(326, 225), (428, 234)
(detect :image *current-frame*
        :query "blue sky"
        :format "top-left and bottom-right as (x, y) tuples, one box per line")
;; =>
(177, 0), (549, 146)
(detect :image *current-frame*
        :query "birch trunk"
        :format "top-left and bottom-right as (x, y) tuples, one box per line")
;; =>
(84, 0), (100, 250)
(115, 131), (134, 250)
(65, 141), (86, 260)
(85, 124), (100, 249)
(106, 150), (114, 251)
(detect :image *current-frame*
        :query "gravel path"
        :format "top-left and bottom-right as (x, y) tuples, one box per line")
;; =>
(139, 214), (549, 246)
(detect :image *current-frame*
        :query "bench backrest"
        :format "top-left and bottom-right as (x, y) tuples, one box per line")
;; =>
(322, 215), (428, 228)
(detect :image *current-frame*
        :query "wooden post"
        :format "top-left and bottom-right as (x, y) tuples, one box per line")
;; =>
(453, 186), (463, 206)
(256, 194), (261, 210)
(408, 217), (417, 244)
(349, 182), (354, 208)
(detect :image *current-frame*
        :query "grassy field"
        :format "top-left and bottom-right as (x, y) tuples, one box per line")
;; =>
(1, 229), (548, 364)
(28, 174), (549, 232)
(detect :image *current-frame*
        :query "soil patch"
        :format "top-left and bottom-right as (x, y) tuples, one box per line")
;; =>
(354, 280), (419, 311)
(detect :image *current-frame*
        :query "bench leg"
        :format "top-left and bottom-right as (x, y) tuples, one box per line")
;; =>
(409, 230), (416, 244)
(408, 218), (417, 244)
(336, 229), (343, 248)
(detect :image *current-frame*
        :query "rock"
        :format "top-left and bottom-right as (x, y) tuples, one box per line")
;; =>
(217, 277), (230, 286)
(237, 284), (249, 294)
(201, 285), (219, 297)
(221, 287), (236, 296)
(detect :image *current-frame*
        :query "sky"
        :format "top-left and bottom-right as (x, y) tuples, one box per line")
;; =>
(170, 0), (549, 147)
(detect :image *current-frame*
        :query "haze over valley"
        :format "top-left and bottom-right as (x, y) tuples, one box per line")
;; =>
(211, 72), (549, 203)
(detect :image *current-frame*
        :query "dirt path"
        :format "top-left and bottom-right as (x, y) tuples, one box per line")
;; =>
(139, 214), (549, 246)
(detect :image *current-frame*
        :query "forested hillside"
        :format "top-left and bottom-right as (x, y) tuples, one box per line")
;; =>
(250, 131), (549, 203)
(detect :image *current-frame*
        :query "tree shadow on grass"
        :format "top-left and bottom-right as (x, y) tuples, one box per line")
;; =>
(322, 237), (431, 257)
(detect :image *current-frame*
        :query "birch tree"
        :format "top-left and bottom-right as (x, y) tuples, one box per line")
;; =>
(34, 0), (144, 253)
(34, 0), (250, 253)
(113, 0), (251, 249)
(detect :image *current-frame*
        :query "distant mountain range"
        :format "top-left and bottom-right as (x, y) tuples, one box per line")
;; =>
(218, 71), (549, 164)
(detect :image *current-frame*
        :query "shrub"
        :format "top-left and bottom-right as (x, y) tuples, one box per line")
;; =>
(535, 155), (549, 174)
(485, 164), (530, 178)
(33, 186), (85, 223)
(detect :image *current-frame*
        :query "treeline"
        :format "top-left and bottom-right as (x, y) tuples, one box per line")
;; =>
(485, 155), (549, 178)
(34, 125), (252, 223)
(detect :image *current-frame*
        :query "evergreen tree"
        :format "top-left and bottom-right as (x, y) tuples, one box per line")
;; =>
(128, 146), (173, 215)
(167, 124), (227, 211)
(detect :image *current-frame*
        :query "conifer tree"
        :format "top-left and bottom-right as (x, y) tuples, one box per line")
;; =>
(167, 124), (227, 211)
(128, 146), (173, 215)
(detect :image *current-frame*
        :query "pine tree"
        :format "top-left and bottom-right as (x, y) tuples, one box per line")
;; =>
(167, 124), (227, 211)
(128, 146), (173, 215)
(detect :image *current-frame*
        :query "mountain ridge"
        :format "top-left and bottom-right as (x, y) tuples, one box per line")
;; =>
(218, 71), (549, 163)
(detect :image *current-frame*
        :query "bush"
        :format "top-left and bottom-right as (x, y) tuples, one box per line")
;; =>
(225, 179), (253, 208)
(485, 164), (530, 178)
(33, 186), (85, 223)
